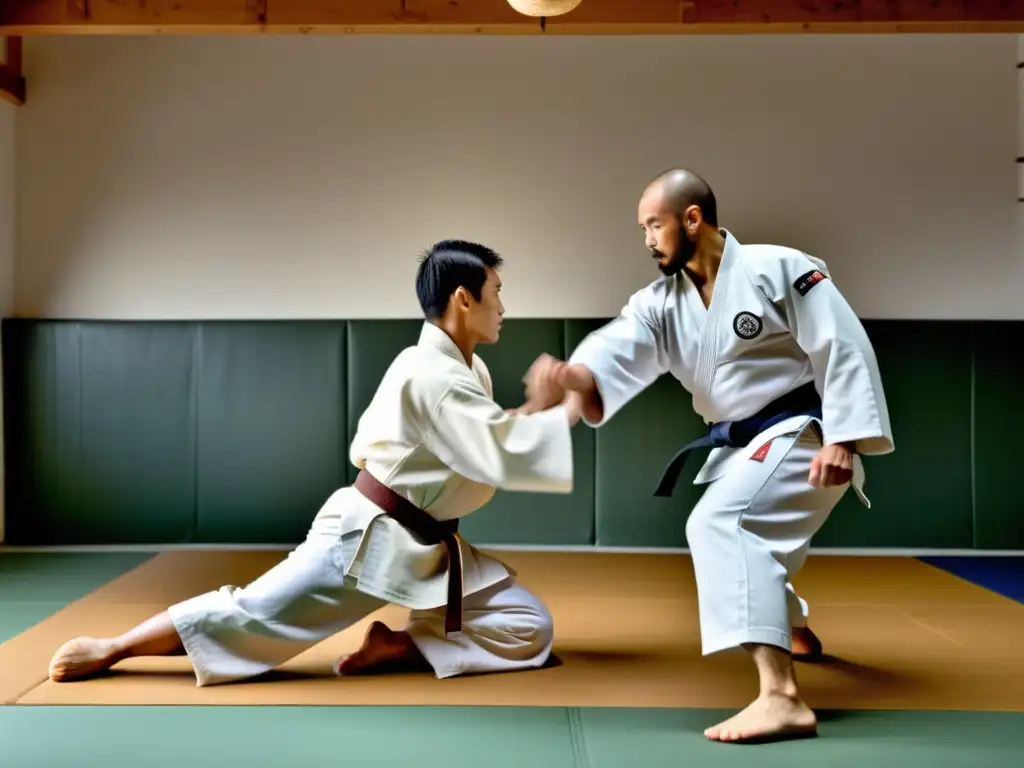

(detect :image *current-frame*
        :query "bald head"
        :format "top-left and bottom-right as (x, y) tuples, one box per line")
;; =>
(638, 168), (719, 277)
(643, 168), (718, 227)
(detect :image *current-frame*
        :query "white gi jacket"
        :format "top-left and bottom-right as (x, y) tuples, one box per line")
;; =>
(313, 321), (574, 611)
(569, 229), (894, 506)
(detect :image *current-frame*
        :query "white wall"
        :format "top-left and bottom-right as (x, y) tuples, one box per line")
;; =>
(0, 47), (15, 543)
(12, 33), (1023, 321)
(1019, 36), (1024, 259)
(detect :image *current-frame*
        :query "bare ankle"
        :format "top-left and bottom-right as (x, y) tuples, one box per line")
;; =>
(106, 611), (184, 660)
(764, 682), (800, 700)
(746, 643), (801, 699)
(393, 630), (415, 650)
(107, 639), (130, 664)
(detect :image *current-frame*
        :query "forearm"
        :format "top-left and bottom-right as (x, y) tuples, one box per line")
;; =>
(428, 380), (575, 493)
(562, 364), (603, 425)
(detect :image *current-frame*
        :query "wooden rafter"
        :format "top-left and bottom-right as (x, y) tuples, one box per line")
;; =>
(0, 0), (1022, 36)
(0, 36), (25, 106)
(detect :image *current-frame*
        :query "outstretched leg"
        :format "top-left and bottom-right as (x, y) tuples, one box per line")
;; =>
(685, 426), (846, 744)
(50, 531), (384, 686)
(335, 576), (553, 679)
(49, 610), (184, 682)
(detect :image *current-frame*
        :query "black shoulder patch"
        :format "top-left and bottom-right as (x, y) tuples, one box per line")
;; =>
(793, 269), (828, 296)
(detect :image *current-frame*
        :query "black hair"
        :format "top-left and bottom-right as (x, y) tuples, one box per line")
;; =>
(415, 239), (503, 319)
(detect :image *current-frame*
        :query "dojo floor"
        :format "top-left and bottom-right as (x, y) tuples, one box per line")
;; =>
(1, 549), (1022, 766)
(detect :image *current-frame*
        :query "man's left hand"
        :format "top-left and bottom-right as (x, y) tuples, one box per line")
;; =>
(808, 443), (854, 487)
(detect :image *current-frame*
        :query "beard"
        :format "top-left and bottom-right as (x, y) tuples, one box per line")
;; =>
(653, 237), (697, 277)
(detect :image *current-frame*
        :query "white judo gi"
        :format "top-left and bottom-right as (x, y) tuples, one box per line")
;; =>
(569, 230), (894, 655)
(168, 322), (575, 686)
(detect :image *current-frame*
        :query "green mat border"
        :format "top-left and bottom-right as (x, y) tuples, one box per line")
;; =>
(0, 551), (155, 643)
(0, 705), (1022, 768)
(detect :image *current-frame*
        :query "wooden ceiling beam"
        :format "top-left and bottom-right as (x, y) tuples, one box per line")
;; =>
(1, 0), (1022, 35)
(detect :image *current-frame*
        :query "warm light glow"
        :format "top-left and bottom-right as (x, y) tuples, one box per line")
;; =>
(506, 0), (584, 18)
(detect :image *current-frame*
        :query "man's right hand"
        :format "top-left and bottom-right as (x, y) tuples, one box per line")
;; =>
(518, 354), (598, 416)
(525, 354), (595, 394)
(521, 354), (569, 412)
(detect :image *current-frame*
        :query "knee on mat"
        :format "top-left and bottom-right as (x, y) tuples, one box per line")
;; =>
(484, 601), (554, 657)
(530, 602), (555, 650)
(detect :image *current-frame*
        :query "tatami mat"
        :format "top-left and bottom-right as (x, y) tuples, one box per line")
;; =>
(4, 708), (1019, 768)
(3, 706), (1022, 768)
(3, 551), (1023, 710)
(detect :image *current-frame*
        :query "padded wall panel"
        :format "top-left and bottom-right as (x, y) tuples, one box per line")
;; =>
(592, 373), (709, 547)
(77, 323), (197, 543)
(971, 322), (1024, 549)
(0, 317), (1014, 550)
(578, 318), (711, 547)
(345, 320), (423, 485)
(460, 320), (594, 545)
(2, 322), (83, 544)
(814, 321), (974, 548)
(195, 322), (346, 544)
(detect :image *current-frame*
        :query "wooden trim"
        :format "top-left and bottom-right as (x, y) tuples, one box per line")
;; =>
(1, 0), (1022, 35)
(0, 36), (25, 106)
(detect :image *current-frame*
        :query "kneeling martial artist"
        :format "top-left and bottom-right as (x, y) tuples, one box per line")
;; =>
(519, 169), (894, 744)
(48, 239), (580, 686)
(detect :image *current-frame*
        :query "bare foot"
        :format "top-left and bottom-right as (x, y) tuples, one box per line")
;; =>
(704, 692), (818, 744)
(334, 621), (427, 676)
(49, 637), (120, 682)
(791, 627), (823, 661)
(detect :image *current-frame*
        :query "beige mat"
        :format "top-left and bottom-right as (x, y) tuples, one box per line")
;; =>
(4, 550), (1023, 711)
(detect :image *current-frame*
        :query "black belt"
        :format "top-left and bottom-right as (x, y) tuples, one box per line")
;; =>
(354, 469), (464, 636)
(653, 382), (823, 498)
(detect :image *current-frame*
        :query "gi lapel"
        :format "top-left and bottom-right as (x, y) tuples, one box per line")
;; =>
(694, 232), (738, 400)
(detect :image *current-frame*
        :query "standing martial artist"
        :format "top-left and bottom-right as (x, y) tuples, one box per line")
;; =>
(520, 169), (893, 744)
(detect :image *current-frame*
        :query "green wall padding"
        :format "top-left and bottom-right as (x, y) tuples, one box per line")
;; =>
(568, 315), (709, 547)
(78, 322), (198, 544)
(458, 319), (594, 545)
(2, 317), (1020, 549)
(3, 322), (198, 544)
(972, 322), (1024, 549)
(345, 319), (423, 487)
(3, 322), (82, 544)
(195, 322), (347, 544)
(812, 321), (974, 549)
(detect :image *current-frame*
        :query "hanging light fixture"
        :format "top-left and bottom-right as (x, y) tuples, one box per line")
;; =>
(506, 1), (583, 17)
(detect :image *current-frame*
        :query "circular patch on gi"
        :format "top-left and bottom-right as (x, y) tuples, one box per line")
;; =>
(733, 311), (762, 340)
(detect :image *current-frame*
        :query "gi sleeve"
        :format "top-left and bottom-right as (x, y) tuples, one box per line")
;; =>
(568, 287), (669, 427)
(422, 377), (575, 494)
(774, 254), (895, 456)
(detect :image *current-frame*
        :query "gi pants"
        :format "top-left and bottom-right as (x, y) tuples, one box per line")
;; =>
(166, 520), (554, 687)
(686, 424), (848, 655)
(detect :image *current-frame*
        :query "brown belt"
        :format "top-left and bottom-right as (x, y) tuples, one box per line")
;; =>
(353, 469), (464, 636)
